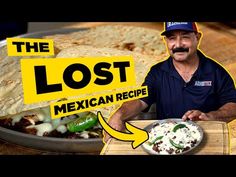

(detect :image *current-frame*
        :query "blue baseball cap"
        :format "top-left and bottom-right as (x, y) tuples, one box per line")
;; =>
(161, 22), (198, 36)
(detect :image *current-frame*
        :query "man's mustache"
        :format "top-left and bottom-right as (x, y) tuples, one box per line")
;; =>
(172, 47), (189, 53)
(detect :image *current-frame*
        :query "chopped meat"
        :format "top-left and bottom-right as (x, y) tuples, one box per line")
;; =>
(67, 132), (83, 139)
(14, 118), (34, 131)
(0, 118), (13, 129)
(183, 146), (191, 152)
(24, 127), (37, 135)
(152, 144), (161, 153)
(46, 130), (65, 138)
(166, 148), (174, 154)
(175, 149), (181, 154)
(190, 139), (197, 147)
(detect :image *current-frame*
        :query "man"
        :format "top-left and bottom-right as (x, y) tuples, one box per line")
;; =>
(104, 22), (236, 142)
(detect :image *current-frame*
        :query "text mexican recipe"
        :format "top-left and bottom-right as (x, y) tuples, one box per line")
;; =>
(50, 86), (148, 118)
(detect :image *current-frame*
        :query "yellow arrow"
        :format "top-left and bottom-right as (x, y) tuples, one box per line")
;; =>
(97, 111), (149, 149)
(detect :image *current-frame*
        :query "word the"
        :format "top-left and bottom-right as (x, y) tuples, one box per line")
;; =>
(7, 38), (54, 56)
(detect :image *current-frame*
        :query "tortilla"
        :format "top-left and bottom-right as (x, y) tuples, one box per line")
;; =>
(44, 25), (167, 57)
(0, 55), (52, 118)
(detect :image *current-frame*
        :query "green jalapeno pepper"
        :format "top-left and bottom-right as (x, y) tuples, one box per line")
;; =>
(147, 136), (163, 145)
(173, 124), (187, 132)
(169, 139), (184, 149)
(67, 112), (98, 132)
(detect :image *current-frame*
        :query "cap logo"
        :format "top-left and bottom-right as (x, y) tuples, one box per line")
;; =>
(167, 22), (188, 27)
(162, 22), (198, 36)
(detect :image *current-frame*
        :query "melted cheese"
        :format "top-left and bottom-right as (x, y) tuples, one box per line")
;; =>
(11, 106), (51, 125)
(27, 123), (53, 136)
(11, 112), (26, 125)
(34, 107), (51, 122)
(56, 125), (67, 134)
(79, 131), (89, 139)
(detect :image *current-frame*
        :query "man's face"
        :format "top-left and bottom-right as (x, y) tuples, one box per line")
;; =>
(164, 30), (201, 62)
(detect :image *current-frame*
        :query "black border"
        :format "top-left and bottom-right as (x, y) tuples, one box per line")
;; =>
(1, 155), (236, 169)
(1, 1), (236, 22)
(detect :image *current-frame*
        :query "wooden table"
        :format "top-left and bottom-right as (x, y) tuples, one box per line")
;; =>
(100, 120), (230, 155)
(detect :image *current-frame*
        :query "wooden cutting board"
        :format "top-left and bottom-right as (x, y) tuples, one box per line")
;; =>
(100, 120), (229, 155)
(228, 120), (236, 154)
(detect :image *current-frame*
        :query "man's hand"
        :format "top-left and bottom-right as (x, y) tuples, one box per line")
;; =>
(103, 116), (126, 143)
(182, 110), (213, 121)
(103, 99), (148, 143)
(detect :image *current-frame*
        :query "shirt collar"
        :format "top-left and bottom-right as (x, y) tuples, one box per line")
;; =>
(160, 50), (215, 80)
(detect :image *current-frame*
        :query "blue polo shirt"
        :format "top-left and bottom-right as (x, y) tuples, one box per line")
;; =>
(141, 50), (236, 119)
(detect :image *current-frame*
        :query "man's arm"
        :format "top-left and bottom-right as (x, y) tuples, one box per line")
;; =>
(182, 102), (236, 123)
(206, 102), (236, 122)
(103, 99), (148, 142)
